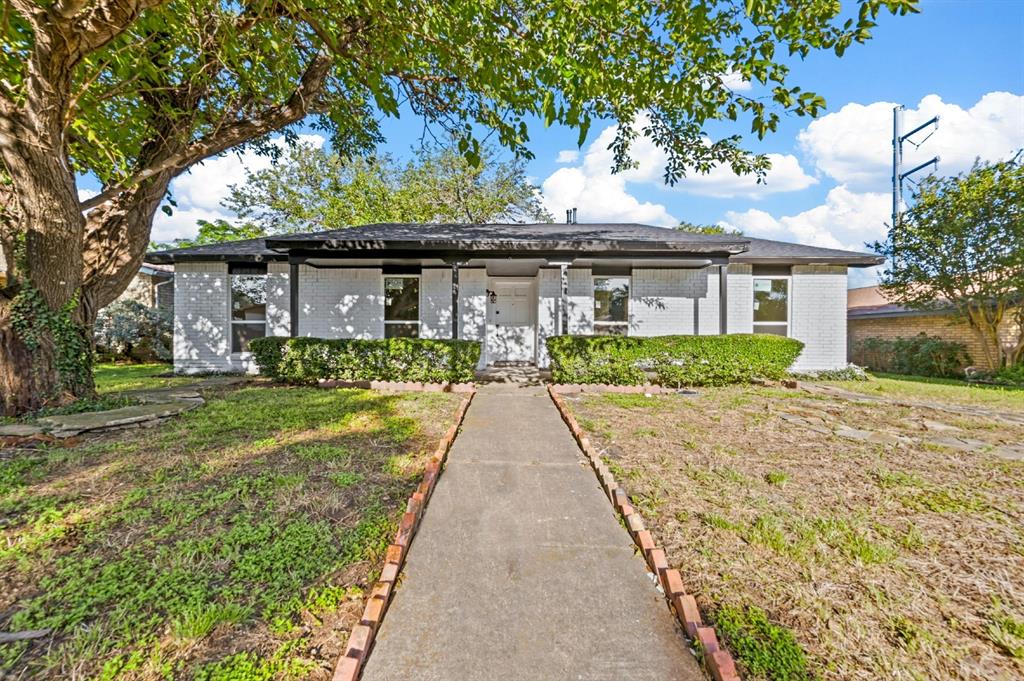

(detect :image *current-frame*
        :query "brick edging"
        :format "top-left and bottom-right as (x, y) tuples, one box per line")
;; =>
(318, 379), (475, 393)
(546, 385), (742, 681)
(549, 383), (681, 395)
(331, 390), (475, 681)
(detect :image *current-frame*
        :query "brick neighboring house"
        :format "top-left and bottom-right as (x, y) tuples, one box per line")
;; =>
(118, 263), (175, 313)
(847, 285), (1019, 370)
(146, 222), (883, 375)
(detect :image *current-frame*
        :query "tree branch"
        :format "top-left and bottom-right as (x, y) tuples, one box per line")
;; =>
(79, 50), (333, 211)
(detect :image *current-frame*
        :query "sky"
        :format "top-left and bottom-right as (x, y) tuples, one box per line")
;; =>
(138, 0), (1024, 288)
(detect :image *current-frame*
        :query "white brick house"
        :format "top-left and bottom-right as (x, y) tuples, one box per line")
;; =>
(145, 223), (882, 374)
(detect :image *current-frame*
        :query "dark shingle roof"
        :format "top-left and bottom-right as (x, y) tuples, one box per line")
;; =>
(146, 223), (882, 266)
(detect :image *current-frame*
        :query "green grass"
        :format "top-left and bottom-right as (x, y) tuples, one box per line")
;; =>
(0, 384), (458, 678)
(825, 372), (1024, 411)
(713, 604), (815, 681)
(93, 362), (194, 394)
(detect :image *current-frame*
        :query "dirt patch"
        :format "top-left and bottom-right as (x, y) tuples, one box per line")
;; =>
(567, 386), (1024, 681)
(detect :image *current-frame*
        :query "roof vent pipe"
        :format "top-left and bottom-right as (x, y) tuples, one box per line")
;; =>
(571, 207), (577, 224)
(565, 209), (571, 224)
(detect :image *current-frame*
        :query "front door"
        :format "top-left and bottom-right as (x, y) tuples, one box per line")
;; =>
(486, 280), (536, 364)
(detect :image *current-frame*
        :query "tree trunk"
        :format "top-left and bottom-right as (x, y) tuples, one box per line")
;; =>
(0, 300), (73, 415)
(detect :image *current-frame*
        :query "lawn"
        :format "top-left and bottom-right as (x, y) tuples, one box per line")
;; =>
(93, 362), (195, 394)
(564, 379), (1024, 681)
(823, 371), (1024, 411)
(0, 376), (461, 679)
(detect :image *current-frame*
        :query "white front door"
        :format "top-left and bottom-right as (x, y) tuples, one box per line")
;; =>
(486, 280), (536, 364)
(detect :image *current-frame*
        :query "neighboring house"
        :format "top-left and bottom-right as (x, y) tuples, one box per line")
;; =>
(145, 223), (882, 375)
(117, 263), (175, 313)
(847, 285), (1018, 370)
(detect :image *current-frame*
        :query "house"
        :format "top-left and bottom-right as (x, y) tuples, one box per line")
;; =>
(144, 223), (883, 375)
(117, 263), (175, 312)
(848, 285), (1018, 370)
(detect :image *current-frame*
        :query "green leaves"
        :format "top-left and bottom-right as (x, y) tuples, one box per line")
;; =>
(3, 0), (919, 199)
(873, 158), (1024, 368)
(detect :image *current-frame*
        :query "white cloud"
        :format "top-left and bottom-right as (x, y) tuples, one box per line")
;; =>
(153, 133), (326, 240)
(555, 149), (580, 163)
(541, 166), (678, 225)
(798, 92), (1024, 190)
(722, 185), (890, 253)
(721, 71), (752, 92)
(539, 115), (816, 223)
(151, 206), (233, 243)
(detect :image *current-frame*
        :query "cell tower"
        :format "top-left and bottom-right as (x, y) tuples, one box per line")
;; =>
(891, 105), (940, 227)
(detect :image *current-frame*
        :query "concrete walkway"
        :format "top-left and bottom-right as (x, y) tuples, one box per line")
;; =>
(361, 383), (702, 681)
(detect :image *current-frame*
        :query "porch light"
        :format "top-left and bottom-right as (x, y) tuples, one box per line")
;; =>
(486, 289), (497, 304)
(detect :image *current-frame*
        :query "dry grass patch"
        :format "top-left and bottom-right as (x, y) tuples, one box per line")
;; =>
(566, 386), (1024, 681)
(0, 384), (460, 680)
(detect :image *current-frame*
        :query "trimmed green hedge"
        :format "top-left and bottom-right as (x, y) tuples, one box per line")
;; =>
(248, 336), (481, 384)
(545, 334), (804, 386)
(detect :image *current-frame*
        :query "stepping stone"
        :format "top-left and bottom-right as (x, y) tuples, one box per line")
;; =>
(921, 419), (961, 433)
(0, 424), (45, 437)
(37, 400), (202, 437)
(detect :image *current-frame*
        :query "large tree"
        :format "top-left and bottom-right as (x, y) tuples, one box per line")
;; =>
(872, 158), (1024, 370)
(225, 142), (552, 232)
(0, 0), (917, 415)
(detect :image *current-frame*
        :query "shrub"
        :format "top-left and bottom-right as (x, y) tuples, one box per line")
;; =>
(545, 334), (804, 387)
(993, 363), (1024, 386)
(250, 337), (481, 384)
(855, 334), (970, 378)
(94, 299), (172, 362)
(249, 337), (289, 379)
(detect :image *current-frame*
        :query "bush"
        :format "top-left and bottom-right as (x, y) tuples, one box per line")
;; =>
(855, 334), (970, 378)
(249, 337), (290, 379)
(94, 299), (172, 362)
(545, 334), (804, 387)
(993, 363), (1024, 386)
(250, 337), (481, 384)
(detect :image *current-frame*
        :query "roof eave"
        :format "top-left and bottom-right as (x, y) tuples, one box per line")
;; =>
(263, 237), (750, 255)
(731, 255), (885, 267)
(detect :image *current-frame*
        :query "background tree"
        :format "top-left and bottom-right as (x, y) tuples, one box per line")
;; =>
(676, 221), (742, 235)
(872, 158), (1024, 370)
(0, 0), (917, 415)
(224, 142), (551, 233)
(150, 218), (266, 251)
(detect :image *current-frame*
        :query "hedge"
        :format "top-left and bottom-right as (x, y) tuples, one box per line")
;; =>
(855, 334), (970, 378)
(248, 336), (481, 384)
(545, 334), (804, 386)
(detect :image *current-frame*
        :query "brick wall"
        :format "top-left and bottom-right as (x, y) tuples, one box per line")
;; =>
(848, 310), (1019, 370)
(630, 268), (719, 336)
(725, 264), (753, 333)
(266, 262), (291, 337)
(173, 262), (258, 374)
(790, 265), (848, 371)
(298, 266), (383, 338)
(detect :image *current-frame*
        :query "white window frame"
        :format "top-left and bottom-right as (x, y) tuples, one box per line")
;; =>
(592, 275), (631, 336)
(383, 274), (422, 337)
(752, 275), (791, 337)
(229, 271), (268, 355)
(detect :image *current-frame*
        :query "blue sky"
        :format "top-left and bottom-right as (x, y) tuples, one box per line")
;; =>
(146, 0), (1024, 288)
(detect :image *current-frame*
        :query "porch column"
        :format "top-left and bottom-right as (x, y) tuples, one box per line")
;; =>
(560, 263), (569, 335)
(719, 264), (728, 334)
(451, 262), (460, 340)
(289, 263), (299, 337)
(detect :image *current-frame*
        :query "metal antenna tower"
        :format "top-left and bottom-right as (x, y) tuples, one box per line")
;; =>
(892, 105), (940, 227)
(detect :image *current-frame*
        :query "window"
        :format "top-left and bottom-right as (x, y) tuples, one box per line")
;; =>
(593, 276), (629, 336)
(230, 265), (267, 352)
(753, 277), (789, 336)
(384, 276), (420, 338)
